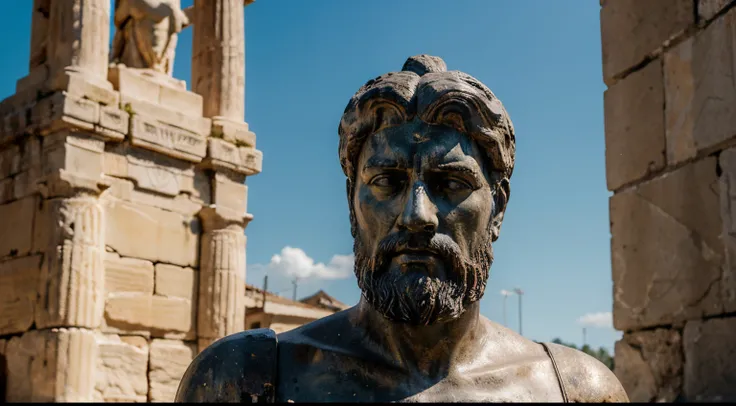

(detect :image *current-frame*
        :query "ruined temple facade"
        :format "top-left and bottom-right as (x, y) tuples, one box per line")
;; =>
(602, 0), (736, 401)
(0, 0), (261, 402)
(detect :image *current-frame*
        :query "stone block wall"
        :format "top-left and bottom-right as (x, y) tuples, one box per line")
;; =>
(602, 0), (736, 401)
(0, 1), (260, 402)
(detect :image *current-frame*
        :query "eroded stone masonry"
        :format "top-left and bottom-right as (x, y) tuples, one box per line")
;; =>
(0, 0), (260, 402)
(603, 0), (736, 401)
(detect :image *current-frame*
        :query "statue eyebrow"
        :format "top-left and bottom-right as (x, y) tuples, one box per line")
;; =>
(433, 162), (483, 182)
(362, 157), (407, 171)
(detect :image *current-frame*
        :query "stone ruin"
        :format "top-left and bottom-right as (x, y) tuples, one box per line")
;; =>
(602, 0), (736, 402)
(0, 0), (261, 402)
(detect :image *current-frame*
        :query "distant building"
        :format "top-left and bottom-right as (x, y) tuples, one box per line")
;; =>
(244, 284), (350, 334)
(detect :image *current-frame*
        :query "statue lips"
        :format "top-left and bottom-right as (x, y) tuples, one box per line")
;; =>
(393, 248), (445, 278)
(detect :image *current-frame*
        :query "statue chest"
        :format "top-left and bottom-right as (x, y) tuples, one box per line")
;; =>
(276, 355), (565, 402)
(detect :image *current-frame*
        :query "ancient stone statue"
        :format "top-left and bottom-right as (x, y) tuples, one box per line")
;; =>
(110, 0), (189, 75)
(175, 55), (630, 403)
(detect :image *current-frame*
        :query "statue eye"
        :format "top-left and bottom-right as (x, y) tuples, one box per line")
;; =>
(370, 174), (404, 189)
(443, 178), (471, 192)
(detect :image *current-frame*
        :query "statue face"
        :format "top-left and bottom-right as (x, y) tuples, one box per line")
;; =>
(352, 118), (498, 325)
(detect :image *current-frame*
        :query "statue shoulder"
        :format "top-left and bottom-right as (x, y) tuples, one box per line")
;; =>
(175, 329), (279, 403)
(543, 342), (629, 403)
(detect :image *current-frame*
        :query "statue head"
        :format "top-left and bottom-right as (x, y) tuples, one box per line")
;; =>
(338, 55), (516, 326)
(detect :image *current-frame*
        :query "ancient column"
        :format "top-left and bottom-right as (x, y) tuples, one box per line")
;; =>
(197, 208), (248, 352)
(46, 0), (111, 90)
(192, 0), (246, 121)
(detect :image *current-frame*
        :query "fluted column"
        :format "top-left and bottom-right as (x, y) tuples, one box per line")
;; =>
(36, 195), (106, 329)
(197, 208), (246, 348)
(192, 0), (246, 121)
(46, 0), (111, 90)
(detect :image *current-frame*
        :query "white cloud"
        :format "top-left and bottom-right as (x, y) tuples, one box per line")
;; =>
(577, 312), (613, 328)
(259, 246), (354, 280)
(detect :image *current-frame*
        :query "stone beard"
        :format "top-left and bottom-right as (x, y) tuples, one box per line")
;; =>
(352, 214), (494, 326)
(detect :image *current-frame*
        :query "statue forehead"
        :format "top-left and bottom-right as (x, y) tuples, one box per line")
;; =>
(357, 120), (486, 170)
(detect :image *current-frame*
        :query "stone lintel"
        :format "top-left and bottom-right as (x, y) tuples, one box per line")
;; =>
(129, 115), (207, 163)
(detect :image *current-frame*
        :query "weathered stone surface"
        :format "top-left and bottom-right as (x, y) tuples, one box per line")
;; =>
(211, 117), (256, 147)
(94, 333), (149, 403)
(663, 37), (696, 165)
(62, 72), (120, 106)
(155, 263), (196, 299)
(198, 225), (246, 339)
(130, 114), (207, 162)
(0, 142), (21, 179)
(105, 293), (193, 335)
(105, 199), (200, 267)
(683, 8), (736, 154)
(611, 158), (724, 330)
(605, 60), (666, 191)
(683, 317), (736, 401)
(717, 149), (736, 312)
(0, 177), (12, 204)
(122, 94), (211, 136)
(212, 172), (249, 221)
(699, 0), (733, 21)
(148, 339), (196, 402)
(11, 135), (43, 200)
(105, 177), (203, 217)
(99, 105), (130, 135)
(109, 65), (161, 105)
(614, 328), (683, 402)
(105, 252), (154, 294)
(601, 0), (694, 83)
(5, 328), (99, 402)
(205, 137), (263, 176)
(0, 255), (42, 334)
(192, 0), (246, 121)
(0, 196), (36, 258)
(45, 0), (111, 90)
(159, 84), (204, 117)
(151, 296), (193, 336)
(42, 133), (104, 186)
(105, 293), (153, 331)
(33, 92), (100, 135)
(35, 196), (106, 329)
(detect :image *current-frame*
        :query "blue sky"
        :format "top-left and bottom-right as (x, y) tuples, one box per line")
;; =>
(0, 0), (620, 351)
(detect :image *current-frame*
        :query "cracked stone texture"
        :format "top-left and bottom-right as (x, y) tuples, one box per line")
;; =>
(604, 60), (666, 191)
(683, 317), (736, 401)
(663, 7), (736, 157)
(614, 328), (683, 402)
(601, 0), (694, 84)
(148, 339), (196, 402)
(717, 148), (736, 313)
(611, 157), (725, 330)
(698, 0), (733, 21)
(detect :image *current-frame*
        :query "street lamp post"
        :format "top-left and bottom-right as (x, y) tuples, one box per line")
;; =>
(500, 290), (514, 327)
(513, 288), (524, 336)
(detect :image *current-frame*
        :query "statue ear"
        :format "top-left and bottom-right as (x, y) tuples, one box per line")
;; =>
(490, 178), (510, 242)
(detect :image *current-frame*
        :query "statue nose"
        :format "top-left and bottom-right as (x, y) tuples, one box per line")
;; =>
(399, 182), (438, 233)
